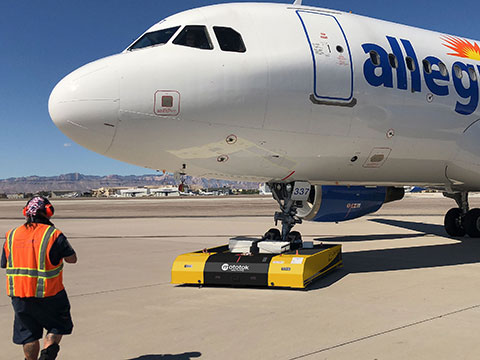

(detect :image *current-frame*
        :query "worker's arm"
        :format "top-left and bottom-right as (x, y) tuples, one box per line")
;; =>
(1, 241), (6, 269)
(49, 233), (77, 266)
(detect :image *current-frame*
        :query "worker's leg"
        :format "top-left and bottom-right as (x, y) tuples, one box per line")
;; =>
(38, 334), (62, 360)
(23, 340), (40, 360)
(12, 302), (43, 360)
(37, 290), (73, 359)
(44, 333), (62, 348)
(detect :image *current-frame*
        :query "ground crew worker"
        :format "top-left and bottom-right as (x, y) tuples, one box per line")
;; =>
(1, 196), (77, 360)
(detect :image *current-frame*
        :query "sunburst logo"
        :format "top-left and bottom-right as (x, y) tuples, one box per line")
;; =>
(441, 35), (480, 61)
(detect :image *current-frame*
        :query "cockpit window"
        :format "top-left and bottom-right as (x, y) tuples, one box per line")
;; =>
(172, 26), (213, 50)
(129, 26), (180, 50)
(213, 27), (246, 53)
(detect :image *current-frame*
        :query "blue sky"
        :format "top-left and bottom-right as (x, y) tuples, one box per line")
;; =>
(1, 0), (479, 180)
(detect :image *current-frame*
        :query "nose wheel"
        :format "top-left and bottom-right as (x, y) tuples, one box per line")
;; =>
(444, 192), (480, 237)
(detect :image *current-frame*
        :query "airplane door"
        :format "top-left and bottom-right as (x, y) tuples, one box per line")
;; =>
(297, 11), (355, 105)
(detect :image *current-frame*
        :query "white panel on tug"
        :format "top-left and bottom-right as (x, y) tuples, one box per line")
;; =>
(258, 241), (291, 254)
(229, 238), (291, 254)
(229, 238), (256, 253)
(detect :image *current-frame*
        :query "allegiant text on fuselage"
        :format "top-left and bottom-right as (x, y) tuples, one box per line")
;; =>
(362, 36), (479, 116)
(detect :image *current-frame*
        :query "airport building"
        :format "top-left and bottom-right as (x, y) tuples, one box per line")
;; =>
(92, 186), (180, 198)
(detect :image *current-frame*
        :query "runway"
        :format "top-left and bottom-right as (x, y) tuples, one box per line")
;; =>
(1, 194), (480, 359)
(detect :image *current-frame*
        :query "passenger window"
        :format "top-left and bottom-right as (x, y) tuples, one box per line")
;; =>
(405, 56), (416, 71)
(173, 26), (213, 50)
(438, 62), (448, 77)
(388, 54), (398, 68)
(129, 26), (180, 50)
(422, 59), (432, 74)
(369, 50), (380, 66)
(454, 64), (463, 79)
(468, 67), (477, 81)
(213, 26), (246, 53)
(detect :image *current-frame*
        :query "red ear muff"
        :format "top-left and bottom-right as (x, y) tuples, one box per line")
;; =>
(45, 204), (54, 218)
(23, 207), (27, 217)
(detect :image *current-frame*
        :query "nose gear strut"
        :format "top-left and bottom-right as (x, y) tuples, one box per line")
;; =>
(267, 181), (310, 243)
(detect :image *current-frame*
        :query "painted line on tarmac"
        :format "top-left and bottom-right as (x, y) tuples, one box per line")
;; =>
(69, 282), (171, 298)
(289, 303), (480, 359)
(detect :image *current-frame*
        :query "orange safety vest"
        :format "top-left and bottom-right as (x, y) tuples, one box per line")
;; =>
(4, 223), (64, 298)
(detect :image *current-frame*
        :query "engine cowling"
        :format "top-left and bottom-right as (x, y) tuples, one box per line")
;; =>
(296, 185), (404, 222)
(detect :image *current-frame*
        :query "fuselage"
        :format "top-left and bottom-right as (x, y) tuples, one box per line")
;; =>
(49, 2), (480, 191)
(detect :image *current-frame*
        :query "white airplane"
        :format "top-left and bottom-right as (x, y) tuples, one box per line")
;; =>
(48, 1), (480, 242)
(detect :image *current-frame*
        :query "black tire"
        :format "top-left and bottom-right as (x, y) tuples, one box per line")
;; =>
(444, 208), (465, 237)
(287, 231), (302, 250)
(464, 208), (480, 238)
(264, 228), (281, 241)
(287, 231), (302, 242)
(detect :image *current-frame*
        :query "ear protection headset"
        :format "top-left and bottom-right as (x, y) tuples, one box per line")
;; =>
(23, 197), (55, 218)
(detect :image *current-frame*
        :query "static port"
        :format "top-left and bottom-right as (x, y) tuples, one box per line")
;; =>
(226, 134), (237, 144)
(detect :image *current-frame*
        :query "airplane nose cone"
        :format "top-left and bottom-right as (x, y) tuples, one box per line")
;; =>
(49, 59), (120, 154)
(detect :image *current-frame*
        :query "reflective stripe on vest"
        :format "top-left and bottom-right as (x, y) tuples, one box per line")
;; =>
(6, 265), (64, 278)
(6, 229), (16, 296)
(35, 226), (57, 298)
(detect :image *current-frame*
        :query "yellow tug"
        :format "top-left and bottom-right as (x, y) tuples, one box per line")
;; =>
(172, 242), (342, 289)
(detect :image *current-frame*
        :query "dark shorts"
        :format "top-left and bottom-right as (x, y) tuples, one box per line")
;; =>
(11, 289), (74, 345)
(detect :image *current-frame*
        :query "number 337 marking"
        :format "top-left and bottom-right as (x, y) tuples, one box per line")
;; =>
(292, 182), (311, 201)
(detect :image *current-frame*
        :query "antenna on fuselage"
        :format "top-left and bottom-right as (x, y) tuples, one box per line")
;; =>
(293, 0), (302, 5)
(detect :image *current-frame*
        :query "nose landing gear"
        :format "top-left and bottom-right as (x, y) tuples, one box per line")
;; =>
(444, 192), (480, 237)
(267, 181), (311, 245)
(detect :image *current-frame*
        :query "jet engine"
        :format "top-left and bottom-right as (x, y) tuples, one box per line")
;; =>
(296, 185), (405, 222)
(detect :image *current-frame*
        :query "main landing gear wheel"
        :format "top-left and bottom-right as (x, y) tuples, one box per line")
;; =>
(444, 208), (466, 237)
(443, 191), (480, 238)
(464, 208), (480, 238)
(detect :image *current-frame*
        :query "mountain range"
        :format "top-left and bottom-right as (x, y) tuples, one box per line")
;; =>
(0, 173), (260, 194)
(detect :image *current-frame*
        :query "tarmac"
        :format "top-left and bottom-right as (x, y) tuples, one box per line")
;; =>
(1, 194), (480, 359)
